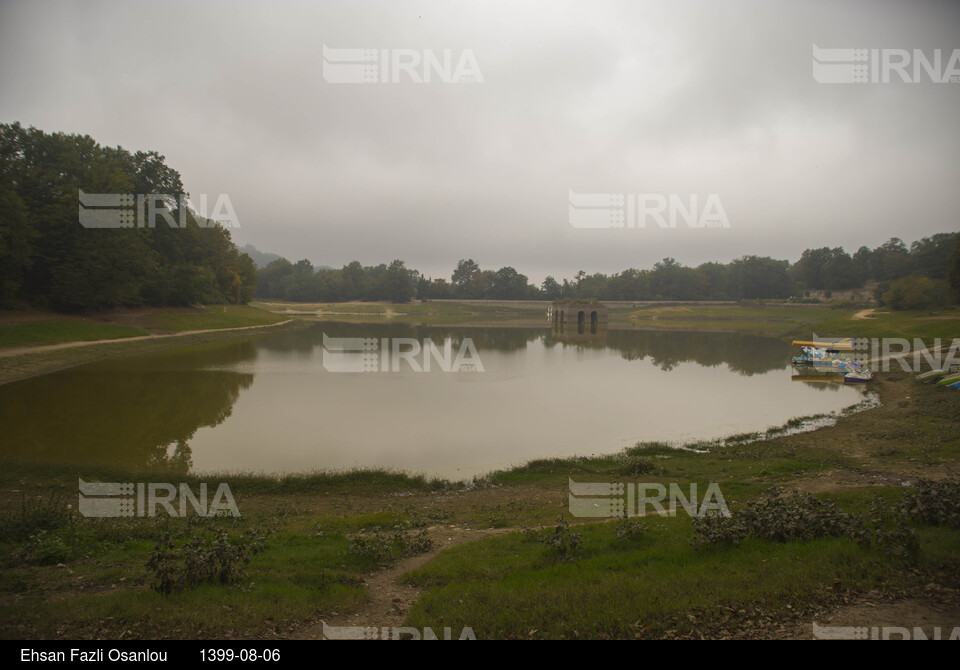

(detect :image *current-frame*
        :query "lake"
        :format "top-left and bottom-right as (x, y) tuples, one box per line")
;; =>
(0, 323), (868, 479)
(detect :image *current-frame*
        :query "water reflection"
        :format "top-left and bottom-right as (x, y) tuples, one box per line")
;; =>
(0, 341), (256, 473)
(0, 324), (861, 477)
(790, 366), (847, 391)
(552, 322), (608, 345)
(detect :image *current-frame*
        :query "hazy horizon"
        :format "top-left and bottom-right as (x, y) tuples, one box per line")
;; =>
(2, 0), (958, 285)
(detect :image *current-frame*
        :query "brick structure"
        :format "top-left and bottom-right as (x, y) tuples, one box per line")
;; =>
(547, 301), (608, 334)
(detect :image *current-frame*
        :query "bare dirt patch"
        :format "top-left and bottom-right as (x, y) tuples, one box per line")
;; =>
(786, 589), (960, 639)
(293, 526), (510, 639)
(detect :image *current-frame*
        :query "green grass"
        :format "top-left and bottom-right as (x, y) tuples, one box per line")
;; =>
(253, 300), (548, 324)
(0, 305), (287, 349)
(622, 303), (960, 341)
(401, 494), (960, 639)
(0, 492), (445, 639)
(0, 305), (956, 639)
(146, 305), (287, 331)
(0, 460), (459, 499)
(812, 308), (960, 341)
(626, 304), (838, 337)
(0, 319), (147, 348)
(0, 525), (368, 640)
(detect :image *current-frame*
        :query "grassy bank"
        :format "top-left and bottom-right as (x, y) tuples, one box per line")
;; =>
(0, 318), (303, 388)
(253, 300), (548, 326)
(0, 304), (287, 351)
(625, 303), (960, 340)
(0, 319), (148, 349)
(254, 299), (960, 341)
(403, 497), (960, 639)
(143, 305), (288, 332)
(0, 371), (957, 639)
(0, 301), (957, 639)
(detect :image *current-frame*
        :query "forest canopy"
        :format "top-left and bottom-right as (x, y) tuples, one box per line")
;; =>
(2, 123), (957, 311)
(0, 122), (256, 311)
(254, 233), (960, 307)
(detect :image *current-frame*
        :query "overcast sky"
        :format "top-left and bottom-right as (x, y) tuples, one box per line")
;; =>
(1, 0), (958, 284)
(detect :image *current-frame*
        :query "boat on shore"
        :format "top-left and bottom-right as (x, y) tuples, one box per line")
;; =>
(917, 369), (948, 383)
(791, 339), (857, 367)
(844, 368), (874, 383)
(935, 372), (960, 387)
(791, 338), (873, 383)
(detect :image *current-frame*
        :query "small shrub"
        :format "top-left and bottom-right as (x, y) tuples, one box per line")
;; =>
(147, 529), (264, 594)
(614, 517), (647, 542)
(14, 529), (77, 565)
(691, 488), (856, 548)
(346, 526), (433, 563)
(538, 518), (583, 558)
(692, 488), (921, 558)
(897, 478), (960, 528)
(851, 496), (918, 557)
(347, 528), (393, 561)
(0, 491), (74, 542)
(619, 457), (657, 477)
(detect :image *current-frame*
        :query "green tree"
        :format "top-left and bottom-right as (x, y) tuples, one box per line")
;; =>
(451, 259), (481, 298)
(0, 122), (256, 310)
(540, 276), (562, 300)
(910, 233), (956, 280)
(728, 256), (791, 299)
(376, 260), (414, 303)
(949, 233), (960, 302)
(870, 238), (911, 281)
(881, 276), (950, 310)
(0, 185), (33, 306)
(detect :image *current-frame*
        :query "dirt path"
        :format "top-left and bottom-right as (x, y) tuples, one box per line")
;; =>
(852, 308), (877, 320)
(0, 320), (293, 359)
(786, 590), (960, 639)
(295, 526), (511, 640)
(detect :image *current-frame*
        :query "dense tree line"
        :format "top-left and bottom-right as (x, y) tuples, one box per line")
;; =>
(788, 235), (957, 291)
(255, 232), (959, 306)
(256, 258), (420, 303)
(3, 124), (956, 311)
(256, 254), (794, 303)
(0, 123), (256, 311)
(539, 255), (792, 301)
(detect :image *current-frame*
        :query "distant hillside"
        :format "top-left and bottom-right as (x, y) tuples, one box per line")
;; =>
(240, 244), (283, 269)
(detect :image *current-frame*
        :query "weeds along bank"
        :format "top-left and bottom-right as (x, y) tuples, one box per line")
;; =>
(1, 369), (958, 639)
